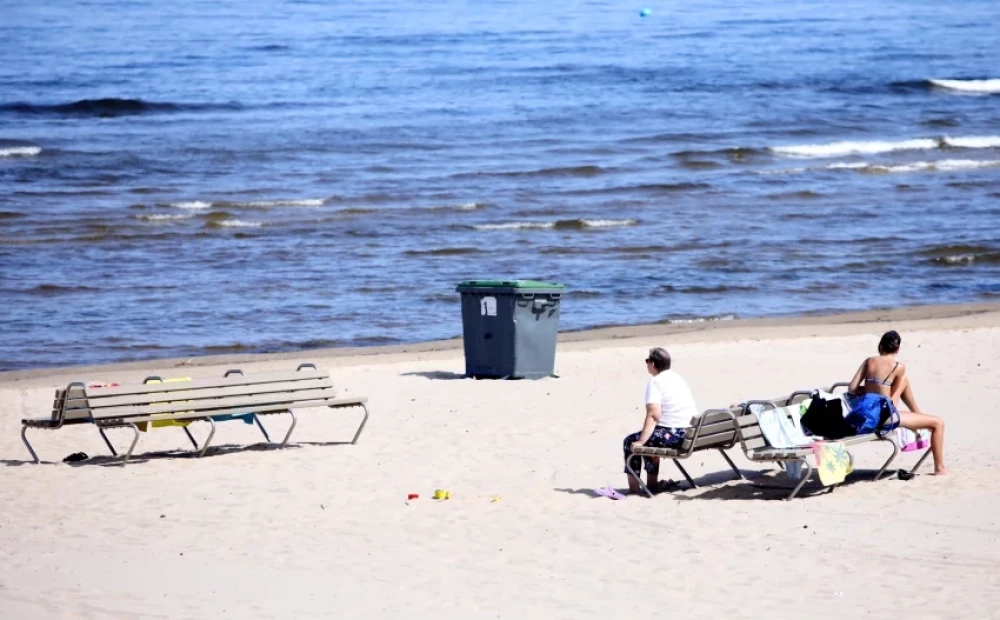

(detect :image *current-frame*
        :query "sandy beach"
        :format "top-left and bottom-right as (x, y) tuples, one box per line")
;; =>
(2, 302), (999, 619)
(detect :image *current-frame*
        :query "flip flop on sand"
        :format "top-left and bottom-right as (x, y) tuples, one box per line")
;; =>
(595, 486), (626, 500)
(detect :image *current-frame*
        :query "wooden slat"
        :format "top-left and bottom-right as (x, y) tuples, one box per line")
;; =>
(688, 411), (736, 426)
(690, 420), (737, 436)
(95, 397), (367, 426)
(90, 387), (339, 419)
(86, 378), (334, 409)
(742, 436), (768, 450)
(81, 369), (326, 399)
(752, 446), (812, 459)
(685, 430), (737, 450)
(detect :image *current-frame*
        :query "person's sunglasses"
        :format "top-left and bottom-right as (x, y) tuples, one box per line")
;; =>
(644, 358), (652, 363)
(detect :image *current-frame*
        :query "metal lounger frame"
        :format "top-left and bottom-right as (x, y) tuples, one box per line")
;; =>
(736, 381), (931, 500)
(21, 363), (370, 465)
(625, 408), (744, 498)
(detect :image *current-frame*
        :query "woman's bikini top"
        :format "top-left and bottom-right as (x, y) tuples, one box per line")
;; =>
(866, 360), (898, 387)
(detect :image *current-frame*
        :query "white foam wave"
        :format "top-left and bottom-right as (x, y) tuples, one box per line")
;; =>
(826, 162), (871, 170)
(934, 159), (1000, 171)
(827, 159), (1000, 173)
(172, 201), (213, 210)
(930, 79), (1000, 93)
(668, 314), (737, 324)
(773, 139), (939, 158)
(216, 220), (263, 228)
(473, 222), (555, 231)
(944, 135), (1000, 149)
(136, 213), (193, 222)
(455, 202), (483, 211)
(941, 254), (976, 264)
(241, 199), (324, 208)
(582, 219), (638, 228)
(0, 146), (42, 157)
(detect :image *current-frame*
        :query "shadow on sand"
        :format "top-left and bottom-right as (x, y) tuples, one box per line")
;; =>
(400, 370), (469, 380)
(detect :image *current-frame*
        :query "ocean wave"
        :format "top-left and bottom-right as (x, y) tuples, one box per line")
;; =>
(333, 207), (379, 216)
(946, 136), (1000, 148)
(454, 165), (607, 180)
(929, 79), (1000, 93)
(0, 146), (41, 157)
(422, 201), (485, 211)
(505, 165), (607, 178)
(404, 247), (482, 256)
(171, 200), (213, 210)
(676, 160), (721, 170)
(133, 213), (193, 222)
(929, 251), (1000, 266)
(26, 284), (100, 295)
(563, 182), (711, 197)
(0, 98), (243, 118)
(661, 284), (757, 294)
(772, 135), (1000, 158)
(422, 293), (456, 303)
(169, 198), (324, 209)
(239, 199), (324, 208)
(472, 219), (637, 231)
(773, 139), (939, 158)
(920, 244), (1000, 267)
(659, 314), (737, 324)
(216, 198), (325, 209)
(827, 159), (1000, 173)
(207, 219), (263, 228)
(672, 147), (766, 161)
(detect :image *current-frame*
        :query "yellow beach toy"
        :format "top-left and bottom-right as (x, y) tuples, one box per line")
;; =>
(433, 489), (451, 500)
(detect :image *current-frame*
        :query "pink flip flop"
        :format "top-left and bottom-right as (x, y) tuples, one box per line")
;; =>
(595, 486), (626, 500)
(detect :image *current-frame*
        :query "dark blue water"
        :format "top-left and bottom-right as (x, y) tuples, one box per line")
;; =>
(2, 0), (999, 371)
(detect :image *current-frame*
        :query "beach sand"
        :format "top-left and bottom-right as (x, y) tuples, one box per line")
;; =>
(2, 303), (999, 619)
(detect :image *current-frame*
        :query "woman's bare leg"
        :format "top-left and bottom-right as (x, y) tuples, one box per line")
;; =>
(899, 411), (951, 475)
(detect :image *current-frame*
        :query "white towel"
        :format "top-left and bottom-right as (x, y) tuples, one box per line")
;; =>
(756, 404), (815, 449)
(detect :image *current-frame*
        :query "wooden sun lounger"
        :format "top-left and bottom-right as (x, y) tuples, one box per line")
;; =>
(20, 363), (369, 464)
(733, 382), (931, 500)
(627, 409), (744, 497)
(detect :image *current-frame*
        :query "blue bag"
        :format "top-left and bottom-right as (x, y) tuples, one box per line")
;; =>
(845, 393), (899, 437)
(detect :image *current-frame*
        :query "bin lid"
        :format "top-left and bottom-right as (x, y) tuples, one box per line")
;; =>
(456, 279), (565, 292)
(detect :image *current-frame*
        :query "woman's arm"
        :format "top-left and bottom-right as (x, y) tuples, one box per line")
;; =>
(635, 404), (661, 445)
(848, 359), (867, 394)
(889, 364), (907, 404)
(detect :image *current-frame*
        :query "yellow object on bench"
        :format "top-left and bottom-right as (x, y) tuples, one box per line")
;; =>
(140, 377), (194, 432)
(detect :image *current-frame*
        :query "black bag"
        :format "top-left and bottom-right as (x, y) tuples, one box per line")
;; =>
(800, 394), (855, 440)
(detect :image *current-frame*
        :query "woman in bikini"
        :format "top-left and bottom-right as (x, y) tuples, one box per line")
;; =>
(847, 330), (951, 475)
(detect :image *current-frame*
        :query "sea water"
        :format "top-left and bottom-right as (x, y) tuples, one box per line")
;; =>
(1, 0), (998, 370)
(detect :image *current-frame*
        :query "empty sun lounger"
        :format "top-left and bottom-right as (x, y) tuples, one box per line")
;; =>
(627, 408), (744, 497)
(733, 381), (931, 500)
(20, 363), (369, 464)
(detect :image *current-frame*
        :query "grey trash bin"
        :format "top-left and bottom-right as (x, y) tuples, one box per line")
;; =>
(456, 280), (565, 379)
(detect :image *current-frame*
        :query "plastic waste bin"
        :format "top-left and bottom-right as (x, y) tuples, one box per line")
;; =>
(456, 280), (565, 379)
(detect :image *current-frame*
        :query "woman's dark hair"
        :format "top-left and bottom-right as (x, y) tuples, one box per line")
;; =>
(878, 330), (901, 354)
(648, 347), (671, 371)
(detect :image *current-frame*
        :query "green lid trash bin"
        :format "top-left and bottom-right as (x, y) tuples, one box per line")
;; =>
(455, 280), (565, 379)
